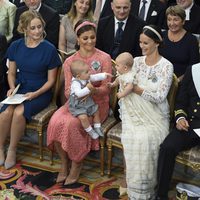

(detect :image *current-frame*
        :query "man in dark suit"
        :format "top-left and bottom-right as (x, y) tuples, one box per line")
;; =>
(177, 0), (200, 34)
(168, 0), (200, 7)
(96, 0), (145, 59)
(156, 64), (200, 200)
(9, 0), (25, 7)
(0, 34), (8, 101)
(131, 0), (166, 28)
(93, 0), (113, 19)
(12, 0), (60, 47)
(43, 0), (72, 14)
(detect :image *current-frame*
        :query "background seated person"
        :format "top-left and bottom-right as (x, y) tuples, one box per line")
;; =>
(12, 0), (59, 47)
(0, 0), (16, 43)
(9, 0), (25, 8)
(96, 0), (145, 59)
(166, 0), (200, 34)
(159, 5), (200, 82)
(58, 0), (94, 59)
(131, 0), (167, 28)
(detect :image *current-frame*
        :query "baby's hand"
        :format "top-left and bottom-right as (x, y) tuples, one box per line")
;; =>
(117, 92), (123, 99)
(105, 73), (113, 78)
(86, 82), (94, 91)
(107, 82), (114, 88)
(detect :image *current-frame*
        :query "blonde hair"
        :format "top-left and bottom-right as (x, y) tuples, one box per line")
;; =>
(17, 10), (45, 34)
(70, 60), (88, 77)
(67, 0), (94, 23)
(116, 52), (134, 69)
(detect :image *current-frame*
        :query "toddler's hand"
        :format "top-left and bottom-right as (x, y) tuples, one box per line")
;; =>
(86, 82), (94, 91)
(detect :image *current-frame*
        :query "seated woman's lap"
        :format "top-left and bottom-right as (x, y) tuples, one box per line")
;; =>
(47, 104), (100, 162)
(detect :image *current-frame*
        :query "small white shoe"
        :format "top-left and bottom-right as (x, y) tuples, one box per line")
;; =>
(88, 129), (99, 139)
(119, 186), (127, 197)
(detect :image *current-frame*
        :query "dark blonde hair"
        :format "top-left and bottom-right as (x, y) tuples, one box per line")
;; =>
(116, 52), (133, 69)
(70, 60), (88, 77)
(17, 10), (45, 34)
(68, 0), (94, 23)
(166, 5), (186, 21)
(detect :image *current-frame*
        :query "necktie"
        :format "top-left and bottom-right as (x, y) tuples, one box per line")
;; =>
(139, 0), (147, 20)
(115, 22), (124, 43)
(94, 0), (103, 21)
(112, 22), (124, 59)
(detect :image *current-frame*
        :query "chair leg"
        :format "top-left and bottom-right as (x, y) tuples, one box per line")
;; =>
(100, 138), (104, 176)
(50, 150), (54, 165)
(107, 141), (113, 177)
(38, 128), (43, 161)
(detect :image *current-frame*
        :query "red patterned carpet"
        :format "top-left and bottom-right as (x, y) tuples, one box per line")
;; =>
(1, 143), (199, 199)
(0, 150), (127, 200)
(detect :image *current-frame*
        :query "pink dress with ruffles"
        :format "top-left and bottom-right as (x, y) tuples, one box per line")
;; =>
(47, 48), (112, 162)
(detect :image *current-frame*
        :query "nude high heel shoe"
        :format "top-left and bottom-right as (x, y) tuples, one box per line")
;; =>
(0, 148), (5, 166)
(4, 149), (16, 170)
(119, 186), (127, 197)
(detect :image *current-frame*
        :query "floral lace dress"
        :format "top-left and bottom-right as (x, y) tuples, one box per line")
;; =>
(121, 56), (173, 200)
(47, 49), (112, 162)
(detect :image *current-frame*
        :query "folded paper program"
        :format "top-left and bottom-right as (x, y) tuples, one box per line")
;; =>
(1, 94), (27, 104)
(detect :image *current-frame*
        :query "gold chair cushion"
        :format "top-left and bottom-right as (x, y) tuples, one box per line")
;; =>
(178, 146), (200, 163)
(102, 115), (118, 134)
(29, 103), (57, 125)
(107, 122), (122, 142)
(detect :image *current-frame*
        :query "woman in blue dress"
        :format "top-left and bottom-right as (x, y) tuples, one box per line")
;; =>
(0, 10), (61, 169)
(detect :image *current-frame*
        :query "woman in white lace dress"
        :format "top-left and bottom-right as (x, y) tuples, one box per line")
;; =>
(121, 25), (173, 200)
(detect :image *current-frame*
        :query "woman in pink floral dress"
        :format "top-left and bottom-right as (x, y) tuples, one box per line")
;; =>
(47, 19), (112, 185)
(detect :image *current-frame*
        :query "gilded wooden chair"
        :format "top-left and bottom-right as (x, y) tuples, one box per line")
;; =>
(99, 83), (119, 176)
(25, 65), (62, 162)
(93, 59), (118, 176)
(106, 73), (179, 176)
(176, 146), (200, 172)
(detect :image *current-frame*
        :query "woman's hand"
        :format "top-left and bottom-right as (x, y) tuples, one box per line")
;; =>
(7, 88), (15, 97)
(24, 92), (38, 101)
(132, 84), (143, 95)
(176, 118), (189, 131)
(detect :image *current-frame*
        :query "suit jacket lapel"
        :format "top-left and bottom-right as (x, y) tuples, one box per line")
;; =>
(146, 0), (155, 21)
(119, 16), (132, 50)
(101, 0), (108, 16)
(131, 0), (140, 15)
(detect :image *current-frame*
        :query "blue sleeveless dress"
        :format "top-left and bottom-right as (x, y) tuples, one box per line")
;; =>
(0, 39), (62, 121)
